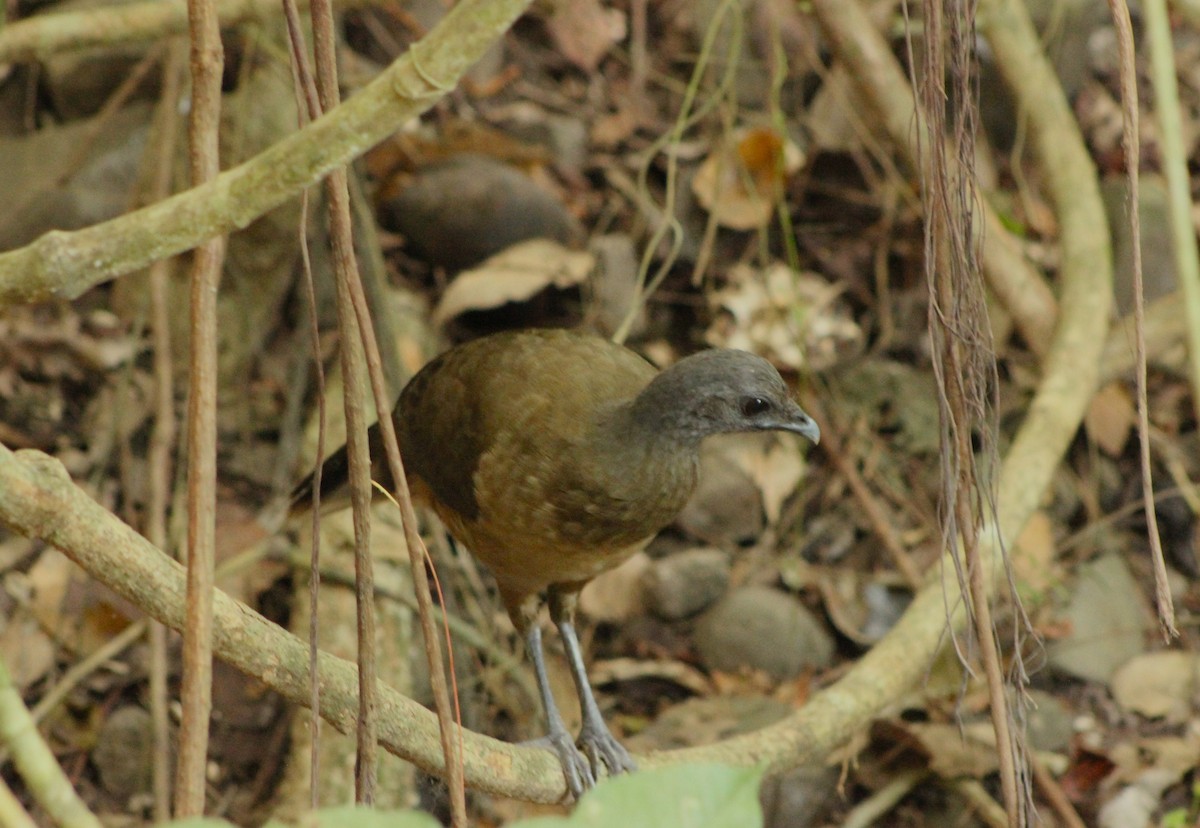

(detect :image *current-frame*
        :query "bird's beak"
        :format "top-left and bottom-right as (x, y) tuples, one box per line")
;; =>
(780, 401), (821, 445)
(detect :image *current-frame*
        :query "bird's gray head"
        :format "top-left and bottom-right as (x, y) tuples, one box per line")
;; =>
(630, 349), (821, 446)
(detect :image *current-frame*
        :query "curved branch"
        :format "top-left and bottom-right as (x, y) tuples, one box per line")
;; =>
(650, 0), (1106, 779)
(0, 0), (533, 306)
(0, 0), (367, 63)
(0, 0), (1112, 806)
(0, 445), (570, 802)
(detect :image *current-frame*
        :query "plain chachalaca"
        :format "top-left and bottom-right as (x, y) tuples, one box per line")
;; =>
(291, 328), (820, 796)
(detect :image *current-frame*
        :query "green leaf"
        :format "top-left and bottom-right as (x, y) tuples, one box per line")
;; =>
(515, 764), (765, 828)
(258, 807), (440, 828)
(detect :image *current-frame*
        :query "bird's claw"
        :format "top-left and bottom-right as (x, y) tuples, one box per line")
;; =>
(529, 732), (595, 800)
(579, 721), (637, 779)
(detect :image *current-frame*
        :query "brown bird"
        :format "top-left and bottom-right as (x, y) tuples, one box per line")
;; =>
(291, 328), (820, 796)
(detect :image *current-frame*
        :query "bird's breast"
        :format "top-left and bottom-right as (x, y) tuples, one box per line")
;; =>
(451, 436), (698, 594)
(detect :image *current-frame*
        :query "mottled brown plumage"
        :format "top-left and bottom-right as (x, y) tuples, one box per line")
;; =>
(291, 328), (820, 796)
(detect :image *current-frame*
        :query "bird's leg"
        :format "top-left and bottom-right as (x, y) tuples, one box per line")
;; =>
(549, 588), (637, 779)
(520, 614), (595, 799)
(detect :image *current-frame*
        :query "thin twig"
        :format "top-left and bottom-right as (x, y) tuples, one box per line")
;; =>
(304, 0), (386, 800)
(144, 38), (186, 823)
(1133, 0), (1178, 637)
(915, 1), (1024, 822)
(278, 0), (326, 806)
(1031, 753), (1087, 828)
(175, 0), (225, 811)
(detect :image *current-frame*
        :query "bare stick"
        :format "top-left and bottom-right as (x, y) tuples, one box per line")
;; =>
(175, 0), (226, 811)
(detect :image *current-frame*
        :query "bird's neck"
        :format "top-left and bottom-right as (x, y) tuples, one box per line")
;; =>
(618, 370), (709, 448)
(586, 398), (702, 505)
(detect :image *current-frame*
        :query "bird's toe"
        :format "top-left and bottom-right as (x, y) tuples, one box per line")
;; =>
(579, 723), (637, 779)
(533, 731), (595, 799)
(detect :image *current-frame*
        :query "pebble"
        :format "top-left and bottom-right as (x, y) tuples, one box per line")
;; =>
(378, 154), (581, 272)
(641, 547), (730, 621)
(694, 586), (834, 681)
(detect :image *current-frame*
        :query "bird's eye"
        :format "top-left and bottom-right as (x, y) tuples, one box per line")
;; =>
(740, 397), (771, 417)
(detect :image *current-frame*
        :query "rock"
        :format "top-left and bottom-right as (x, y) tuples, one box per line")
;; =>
(502, 111), (590, 174)
(378, 154), (582, 272)
(761, 765), (841, 828)
(92, 706), (155, 804)
(44, 50), (158, 120)
(1110, 651), (1200, 723)
(694, 586), (834, 680)
(1103, 175), (1176, 316)
(1023, 689), (1074, 753)
(642, 548), (730, 620)
(0, 105), (150, 251)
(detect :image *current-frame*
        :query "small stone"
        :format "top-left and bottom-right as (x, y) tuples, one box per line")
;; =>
(1023, 689), (1075, 753)
(694, 586), (834, 680)
(92, 706), (155, 803)
(642, 548), (730, 620)
(378, 154), (581, 272)
(1103, 175), (1176, 316)
(760, 764), (840, 828)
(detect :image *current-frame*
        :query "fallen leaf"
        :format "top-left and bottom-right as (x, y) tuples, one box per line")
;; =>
(544, 0), (626, 72)
(589, 656), (714, 696)
(1110, 651), (1200, 722)
(706, 262), (861, 372)
(884, 719), (1000, 779)
(1085, 381), (1135, 456)
(691, 127), (804, 230)
(433, 239), (594, 323)
(0, 614), (56, 690)
(1012, 510), (1057, 595)
(724, 436), (806, 524)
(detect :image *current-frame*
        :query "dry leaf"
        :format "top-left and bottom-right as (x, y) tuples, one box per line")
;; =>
(433, 239), (594, 323)
(544, 0), (626, 72)
(1085, 381), (1135, 456)
(25, 547), (74, 632)
(706, 263), (808, 370)
(0, 614), (56, 690)
(1111, 652), (1200, 722)
(691, 127), (804, 230)
(589, 656), (714, 696)
(723, 436), (806, 524)
(1012, 510), (1057, 595)
(706, 262), (861, 372)
(891, 720), (1001, 779)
